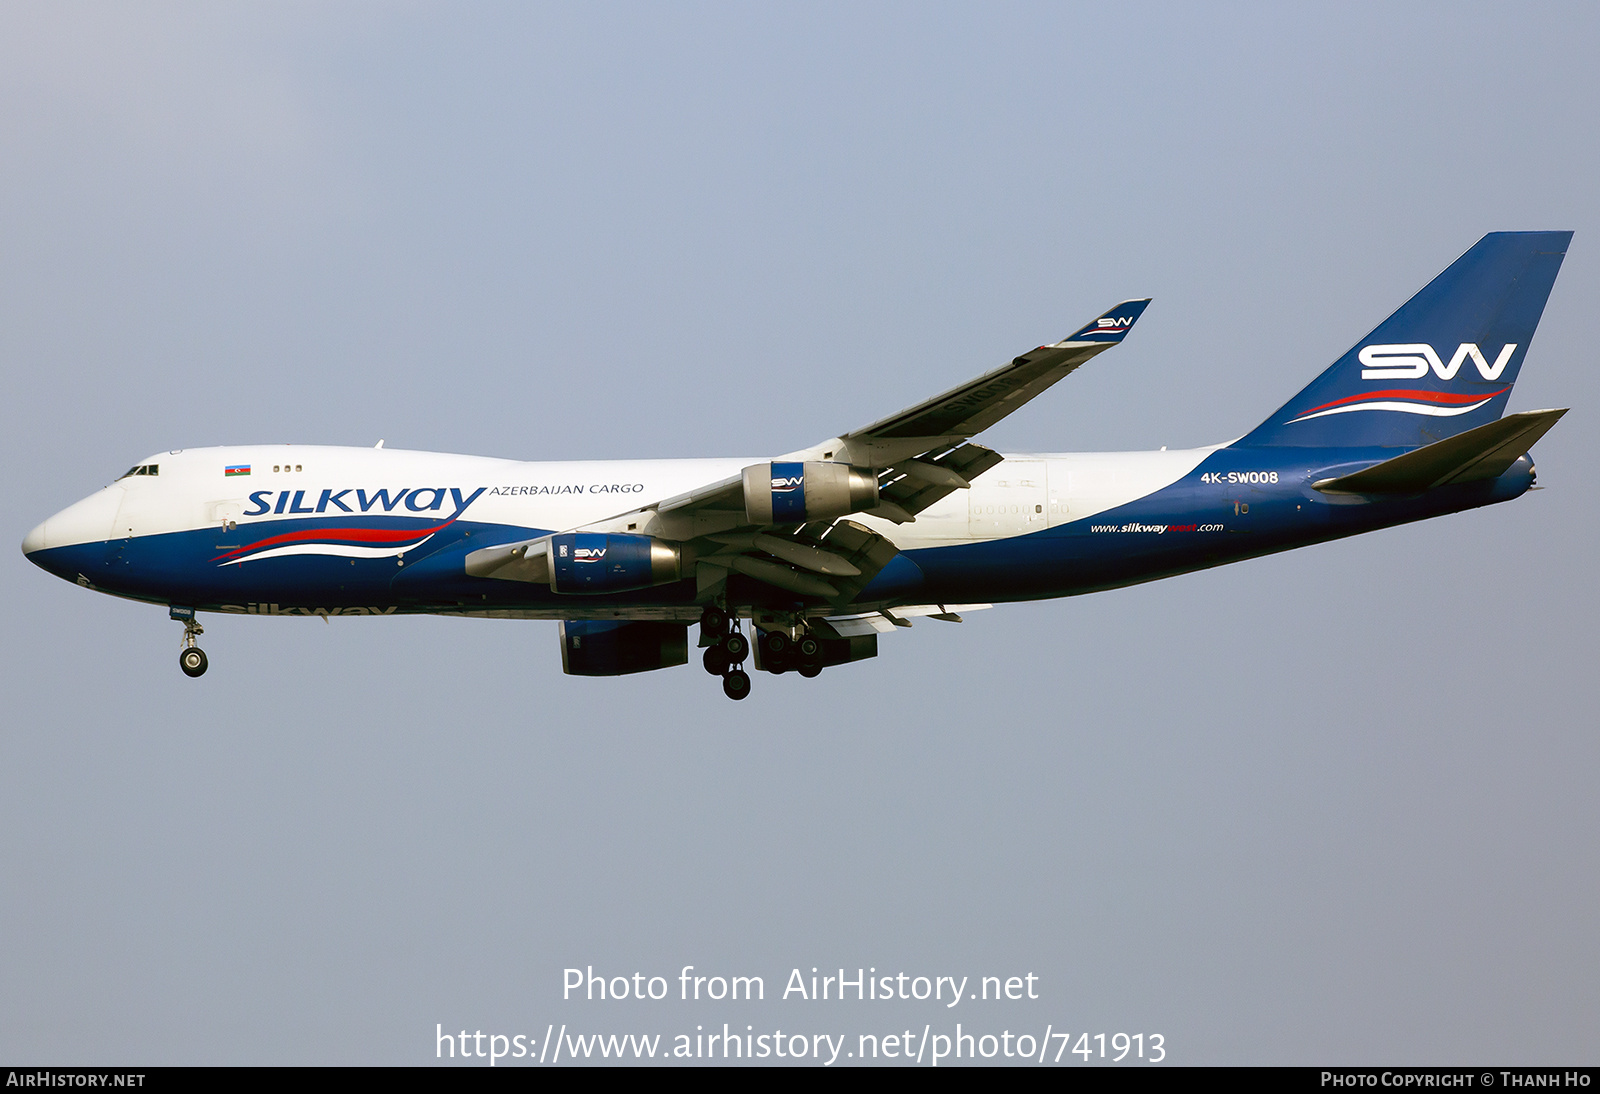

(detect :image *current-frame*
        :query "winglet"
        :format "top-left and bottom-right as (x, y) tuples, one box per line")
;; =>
(1060, 299), (1151, 344)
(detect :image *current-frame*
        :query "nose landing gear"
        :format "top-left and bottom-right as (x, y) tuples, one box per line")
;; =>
(171, 606), (208, 678)
(179, 644), (208, 678)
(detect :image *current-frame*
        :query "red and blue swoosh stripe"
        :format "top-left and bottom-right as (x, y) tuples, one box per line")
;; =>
(1287, 387), (1508, 425)
(213, 517), (458, 566)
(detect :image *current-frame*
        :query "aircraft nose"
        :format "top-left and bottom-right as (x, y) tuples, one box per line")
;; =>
(22, 518), (49, 556)
(22, 486), (122, 572)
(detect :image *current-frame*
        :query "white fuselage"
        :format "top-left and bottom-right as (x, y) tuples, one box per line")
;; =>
(25, 443), (1216, 555)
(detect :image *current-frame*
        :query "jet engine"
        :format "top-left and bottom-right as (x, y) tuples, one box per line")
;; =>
(549, 533), (683, 594)
(560, 620), (688, 676)
(742, 462), (879, 525)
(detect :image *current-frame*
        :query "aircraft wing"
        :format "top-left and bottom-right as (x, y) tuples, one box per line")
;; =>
(472, 299), (1150, 607)
(786, 298), (1151, 468)
(466, 514), (908, 609)
(619, 295), (1151, 535)
(785, 298), (1149, 527)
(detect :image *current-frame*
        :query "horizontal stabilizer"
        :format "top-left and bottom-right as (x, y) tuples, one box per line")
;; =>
(1313, 408), (1567, 495)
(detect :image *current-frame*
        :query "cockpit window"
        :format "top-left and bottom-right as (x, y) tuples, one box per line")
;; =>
(118, 464), (159, 479)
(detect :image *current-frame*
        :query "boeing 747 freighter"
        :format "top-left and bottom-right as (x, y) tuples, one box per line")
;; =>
(23, 233), (1571, 698)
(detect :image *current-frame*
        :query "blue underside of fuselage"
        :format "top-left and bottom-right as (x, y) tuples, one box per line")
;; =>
(26, 447), (1533, 617)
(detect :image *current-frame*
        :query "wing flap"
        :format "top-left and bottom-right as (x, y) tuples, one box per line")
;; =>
(695, 518), (902, 606)
(817, 603), (993, 637)
(803, 519), (903, 605)
(878, 442), (1006, 517)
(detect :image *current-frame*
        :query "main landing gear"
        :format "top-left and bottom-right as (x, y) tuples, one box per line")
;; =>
(757, 628), (825, 677)
(172, 606), (208, 678)
(699, 606), (750, 700)
(699, 606), (827, 699)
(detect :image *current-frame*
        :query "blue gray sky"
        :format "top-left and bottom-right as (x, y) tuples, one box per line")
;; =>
(2, 2), (1597, 1065)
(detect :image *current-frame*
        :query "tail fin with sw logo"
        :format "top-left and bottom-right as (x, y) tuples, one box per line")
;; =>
(1239, 231), (1571, 448)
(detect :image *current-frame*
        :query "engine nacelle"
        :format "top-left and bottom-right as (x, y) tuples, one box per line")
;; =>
(742, 462), (879, 525)
(549, 533), (682, 594)
(560, 620), (688, 676)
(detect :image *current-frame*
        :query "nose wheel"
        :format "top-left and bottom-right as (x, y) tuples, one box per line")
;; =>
(172, 607), (208, 678)
(179, 646), (209, 678)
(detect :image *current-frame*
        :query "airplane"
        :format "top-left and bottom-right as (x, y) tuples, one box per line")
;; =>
(22, 232), (1572, 700)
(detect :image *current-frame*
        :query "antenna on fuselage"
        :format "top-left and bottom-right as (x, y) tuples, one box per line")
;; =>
(374, 439), (384, 449)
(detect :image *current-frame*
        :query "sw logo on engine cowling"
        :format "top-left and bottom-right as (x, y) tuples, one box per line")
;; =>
(1359, 343), (1517, 381)
(771, 475), (803, 493)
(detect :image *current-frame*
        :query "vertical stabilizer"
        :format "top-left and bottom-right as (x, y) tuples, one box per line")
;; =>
(1239, 232), (1571, 448)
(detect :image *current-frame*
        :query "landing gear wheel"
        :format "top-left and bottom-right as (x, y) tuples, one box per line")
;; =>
(722, 669), (751, 701)
(722, 632), (749, 662)
(173, 610), (207, 676)
(762, 631), (790, 659)
(796, 634), (823, 675)
(703, 646), (730, 676)
(699, 605), (729, 637)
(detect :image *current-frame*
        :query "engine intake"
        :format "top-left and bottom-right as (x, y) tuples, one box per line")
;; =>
(549, 533), (682, 594)
(742, 462), (879, 525)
